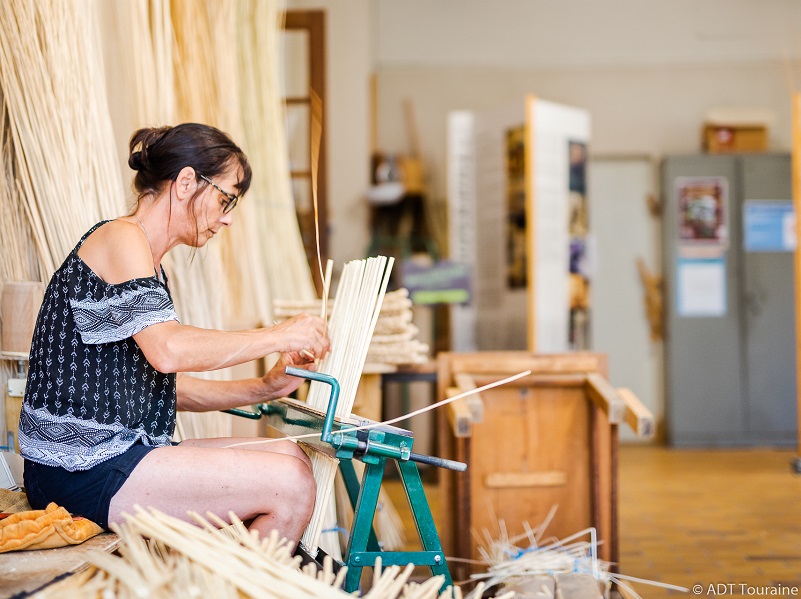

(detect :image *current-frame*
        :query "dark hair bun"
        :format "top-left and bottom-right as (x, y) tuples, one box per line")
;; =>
(127, 123), (252, 200)
(128, 150), (144, 171)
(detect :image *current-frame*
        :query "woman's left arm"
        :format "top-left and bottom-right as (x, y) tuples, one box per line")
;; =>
(177, 352), (316, 412)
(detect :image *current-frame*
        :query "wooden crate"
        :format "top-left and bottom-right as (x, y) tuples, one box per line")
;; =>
(702, 124), (768, 153)
(436, 352), (650, 580)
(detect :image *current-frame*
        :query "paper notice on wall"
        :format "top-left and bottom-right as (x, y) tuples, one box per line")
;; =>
(676, 257), (727, 317)
(743, 200), (796, 252)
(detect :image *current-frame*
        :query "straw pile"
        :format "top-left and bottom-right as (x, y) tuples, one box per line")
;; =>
(108, 0), (317, 440)
(36, 506), (468, 599)
(236, 0), (317, 305)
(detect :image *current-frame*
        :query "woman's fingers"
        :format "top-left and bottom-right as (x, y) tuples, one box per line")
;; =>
(273, 313), (330, 357)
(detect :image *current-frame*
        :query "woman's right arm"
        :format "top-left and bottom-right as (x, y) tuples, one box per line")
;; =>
(78, 220), (328, 374)
(132, 314), (328, 373)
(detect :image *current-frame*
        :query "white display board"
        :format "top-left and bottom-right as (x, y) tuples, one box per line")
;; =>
(446, 111), (478, 352)
(527, 98), (591, 352)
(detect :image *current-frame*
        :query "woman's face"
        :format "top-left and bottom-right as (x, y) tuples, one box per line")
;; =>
(191, 166), (242, 246)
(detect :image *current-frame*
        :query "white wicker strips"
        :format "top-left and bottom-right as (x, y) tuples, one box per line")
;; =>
(298, 256), (393, 555)
(306, 256), (394, 417)
(274, 288), (429, 368)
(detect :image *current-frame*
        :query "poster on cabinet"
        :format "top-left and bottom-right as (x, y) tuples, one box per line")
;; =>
(675, 176), (729, 256)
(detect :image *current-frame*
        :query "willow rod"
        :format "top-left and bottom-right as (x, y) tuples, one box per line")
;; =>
(223, 369), (531, 449)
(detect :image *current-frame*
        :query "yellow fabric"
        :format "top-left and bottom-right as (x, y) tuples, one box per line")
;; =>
(0, 502), (103, 553)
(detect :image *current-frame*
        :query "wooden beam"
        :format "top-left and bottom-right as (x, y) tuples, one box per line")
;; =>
(585, 373), (625, 424)
(793, 92), (801, 458)
(444, 352), (603, 377)
(484, 471), (567, 488)
(454, 372), (484, 423)
(617, 387), (655, 438)
(472, 372), (586, 388)
(446, 386), (473, 438)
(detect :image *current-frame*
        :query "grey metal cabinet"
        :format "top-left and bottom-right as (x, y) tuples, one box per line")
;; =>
(662, 153), (796, 446)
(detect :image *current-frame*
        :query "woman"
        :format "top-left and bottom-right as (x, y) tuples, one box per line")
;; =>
(19, 123), (330, 547)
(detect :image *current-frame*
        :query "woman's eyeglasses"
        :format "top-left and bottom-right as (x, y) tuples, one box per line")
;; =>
(199, 174), (239, 214)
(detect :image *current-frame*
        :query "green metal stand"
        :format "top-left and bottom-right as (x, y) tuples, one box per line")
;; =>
(227, 367), (460, 594)
(337, 442), (452, 593)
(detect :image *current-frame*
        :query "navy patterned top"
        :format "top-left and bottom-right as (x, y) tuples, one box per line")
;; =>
(19, 221), (179, 471)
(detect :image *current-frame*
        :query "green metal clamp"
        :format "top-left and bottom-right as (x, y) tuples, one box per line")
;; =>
(222, 403), (274, 420)
(283, 366), (340, 444)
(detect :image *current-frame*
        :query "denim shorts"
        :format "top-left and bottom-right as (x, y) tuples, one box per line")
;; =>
(23, 443), (156, 529)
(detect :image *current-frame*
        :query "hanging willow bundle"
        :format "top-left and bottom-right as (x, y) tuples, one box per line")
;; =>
(111, 0), (176, 126)
(0, 94), (41, 413)
(0, 103), (40, 286)
(0, 0), (125, 276)
(109, 0), (231, 441)
(236, 0), (317, 305)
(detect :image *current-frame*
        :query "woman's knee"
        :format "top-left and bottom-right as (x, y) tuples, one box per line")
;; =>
(284, 458), (316, 520)
(275, 440), (312, 471)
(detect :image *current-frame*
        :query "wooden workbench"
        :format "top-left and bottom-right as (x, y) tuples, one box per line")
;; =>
(0, 533), (118, 598)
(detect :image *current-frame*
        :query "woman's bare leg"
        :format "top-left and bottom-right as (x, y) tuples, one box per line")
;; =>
(107, 441), (316, 547)
(179, 437), (313, 470)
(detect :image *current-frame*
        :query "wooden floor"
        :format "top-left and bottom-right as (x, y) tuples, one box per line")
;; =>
(387, 445), (801, 598)
(618, 446), (801, 598)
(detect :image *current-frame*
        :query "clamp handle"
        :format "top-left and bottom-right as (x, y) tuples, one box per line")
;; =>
(284, 366), (340, 444)
(409, 452), (467, 472)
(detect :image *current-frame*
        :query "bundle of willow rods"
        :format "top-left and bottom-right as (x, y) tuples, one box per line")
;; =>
(274, 288), (430, 367)
(0, 0), (126, 429)
(298, 256), (393, 555)
(38, 506), (470, 599)
(0, 95), (42, 419)
(112, 0), (316, 439)
(110, 0), (175, 128)
(110, 0), (231, 441)
(0, 102), (40, 286)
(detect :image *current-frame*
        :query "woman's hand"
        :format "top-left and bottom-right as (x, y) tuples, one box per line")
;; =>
(262, 351), (317, 399)
(270, 313), (330, 359)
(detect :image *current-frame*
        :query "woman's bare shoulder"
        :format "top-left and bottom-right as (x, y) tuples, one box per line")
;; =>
(77, 219), (154, 284)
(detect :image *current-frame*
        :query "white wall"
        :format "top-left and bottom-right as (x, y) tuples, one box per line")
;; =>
(377, 62), (796, 203)
(374, 1), (801, 203)
(376, 0), (801, 68)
